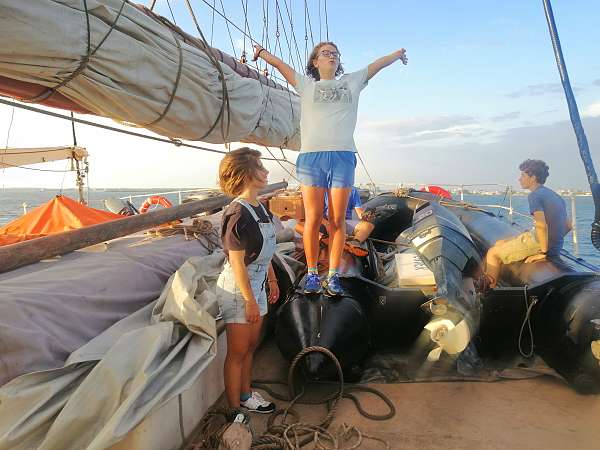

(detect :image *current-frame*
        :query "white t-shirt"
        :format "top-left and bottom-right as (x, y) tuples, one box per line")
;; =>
(294, 68), (368, 153)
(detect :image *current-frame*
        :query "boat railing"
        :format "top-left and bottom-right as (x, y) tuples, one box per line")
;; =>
(119, 188), (218, 206)
(369, 182), (581, 255)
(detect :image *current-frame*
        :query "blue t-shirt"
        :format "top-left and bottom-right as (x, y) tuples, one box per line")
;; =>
(323, 187), (362, 220)
(528, 185), (569, 256)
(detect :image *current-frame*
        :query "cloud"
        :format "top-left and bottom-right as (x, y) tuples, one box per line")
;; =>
(354, 116), (600, 190)
(506, 83), (582, 98)
(362, 115), (478, 137)
(582, 101), (600, 118)
(593, 79), (600, 87)
(490, 111), (520, 122)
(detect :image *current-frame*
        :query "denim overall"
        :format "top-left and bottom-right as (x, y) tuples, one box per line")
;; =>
(217, 198), (276, 323)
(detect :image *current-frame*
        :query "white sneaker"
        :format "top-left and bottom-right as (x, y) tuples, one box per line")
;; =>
(240, 391), (275, 414)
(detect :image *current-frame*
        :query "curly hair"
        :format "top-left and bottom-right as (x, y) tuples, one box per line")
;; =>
(219, 147), (263, 196)
(305, 41), (344, 80)
(519, 159), (549, 184)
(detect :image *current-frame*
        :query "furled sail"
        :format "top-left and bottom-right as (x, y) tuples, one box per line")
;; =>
(0, 0), (301, 150)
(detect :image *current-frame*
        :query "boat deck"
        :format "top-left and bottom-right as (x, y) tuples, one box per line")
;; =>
(209, 339), (600, 450)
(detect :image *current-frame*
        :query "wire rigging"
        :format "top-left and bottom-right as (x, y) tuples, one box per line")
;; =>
(0, 98), (289, 165)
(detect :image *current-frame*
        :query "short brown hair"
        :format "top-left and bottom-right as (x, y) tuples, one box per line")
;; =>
(519, 159), (549, 184)
(219, 147), (263, 196)
(306, 41), (344, 80)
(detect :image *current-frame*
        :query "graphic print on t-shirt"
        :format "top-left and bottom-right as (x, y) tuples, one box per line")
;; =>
(314, 82), (352, 103)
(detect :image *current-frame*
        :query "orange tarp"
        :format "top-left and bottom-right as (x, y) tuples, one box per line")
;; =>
(0, 195), (122, 246)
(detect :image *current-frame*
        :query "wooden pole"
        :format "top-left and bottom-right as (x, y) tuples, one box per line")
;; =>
(0, 181), (287, 274)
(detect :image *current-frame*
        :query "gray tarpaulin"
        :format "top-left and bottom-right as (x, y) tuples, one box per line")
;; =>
(0, 234), (208, 386)
(0, 252), (225, 450)
(0, 0), (300, 149)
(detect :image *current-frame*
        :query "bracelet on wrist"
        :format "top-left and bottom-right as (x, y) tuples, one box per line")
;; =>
(258, 48), (266, 58)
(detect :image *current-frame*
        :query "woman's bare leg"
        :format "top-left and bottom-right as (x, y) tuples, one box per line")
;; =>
(224, 323), (252, 408)
(327, 187), (352, 271)
(300, 185), (327, 270)
(240, 318), (263, 395)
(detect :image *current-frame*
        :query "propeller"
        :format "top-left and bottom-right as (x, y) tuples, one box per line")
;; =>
(424, 318), (471, 362)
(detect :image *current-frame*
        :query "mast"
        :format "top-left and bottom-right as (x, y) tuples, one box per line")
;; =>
(541, 0), (600, 250)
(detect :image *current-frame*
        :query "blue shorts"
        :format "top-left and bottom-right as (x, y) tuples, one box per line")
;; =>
(296, 151), (357, 188)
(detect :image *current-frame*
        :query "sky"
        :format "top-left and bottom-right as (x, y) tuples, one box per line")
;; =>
(1, 0), (599, 191)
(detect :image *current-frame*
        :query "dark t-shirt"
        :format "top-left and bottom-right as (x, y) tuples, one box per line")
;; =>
(221, 201), (273, 265)
(528, 185), (568, 256)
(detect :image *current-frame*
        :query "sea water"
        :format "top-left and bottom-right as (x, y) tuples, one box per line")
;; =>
(1, 188), (598, 266)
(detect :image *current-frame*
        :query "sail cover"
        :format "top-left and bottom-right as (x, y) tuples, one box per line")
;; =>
(0, 1), (301, 149)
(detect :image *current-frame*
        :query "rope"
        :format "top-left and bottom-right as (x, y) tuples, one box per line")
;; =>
(0, 98), (288, 164)
(518, 285), (537, 358)
(183, 0), (231, 143)
(219, 0), (238, 58)
(264, 146), (299, 182)
(166, 0), (177, 24)
(251, 346), (394, 449)
(135, 30), (183, 128)
(0, 161), (75, 172)
(357, 152), (376, 192)
(22, 0), (126, 104)
(147, 219), (222, 254)
(281, 0), (305, 70)
(324, 0), (329, 40)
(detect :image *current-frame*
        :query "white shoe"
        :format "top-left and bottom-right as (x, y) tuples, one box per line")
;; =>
(240, 391), (275, 414)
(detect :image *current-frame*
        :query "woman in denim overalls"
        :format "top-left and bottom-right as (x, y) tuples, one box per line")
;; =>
(217, 148), (279, 421)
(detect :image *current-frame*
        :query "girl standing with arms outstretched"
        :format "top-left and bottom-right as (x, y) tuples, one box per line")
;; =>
(254, 42), (407, 295)
(217, 148), (279, 423)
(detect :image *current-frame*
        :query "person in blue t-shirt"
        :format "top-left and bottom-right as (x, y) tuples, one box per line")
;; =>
(324, 186), (364, 221)
(485, 159), (572, 288)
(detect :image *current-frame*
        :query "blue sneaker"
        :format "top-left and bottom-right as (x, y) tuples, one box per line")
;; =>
(303, 273), (323, 294)
(324, 273), (344, 297)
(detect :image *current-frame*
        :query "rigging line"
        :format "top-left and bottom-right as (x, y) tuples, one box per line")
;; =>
(2, 107), (15, 179)
(184, 0), (231, 143)
(59, 158), (69, 194)
(241, 0), (249, 56)
(274, 0), (300, 71)
(271, 7), (297, 124)
(0, 148), (83, 155)
(166, 0), (177, 25)
(196, 0), (295, 85)
(305, 0), (315, 47)
(324, 0), (329, 40)
(318, 0), (322, 42)
(0, 98), (288, 163)
(200, 0), (256, 45)
(0, 160), (74, 173)
(70, 111), (78, 147)
(148, 0), (157, 11)
(210, 0), (216, 45)
(304, 0), (308, 62)
(282, 0), (305, 71)
(264, 146), (299, 182)
(4, 107), (14, 149)
(218, 0), (238, 58)
(357, 152), (376, 190)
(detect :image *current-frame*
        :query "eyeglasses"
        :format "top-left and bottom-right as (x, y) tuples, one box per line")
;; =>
(319, 49), (340, 59)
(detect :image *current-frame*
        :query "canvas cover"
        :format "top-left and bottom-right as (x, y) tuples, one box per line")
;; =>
(0, 253), (225, 450)
(0, 232), (211, 386)
(0, 195), (122, 246)
(0, 0), (301, 149)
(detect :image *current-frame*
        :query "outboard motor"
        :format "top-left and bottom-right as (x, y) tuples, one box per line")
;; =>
(401, 201), (482, 361)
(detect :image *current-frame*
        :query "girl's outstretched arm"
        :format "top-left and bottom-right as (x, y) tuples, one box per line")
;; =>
(367, 49), (408, 80)
(253, 44), (296, 87)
